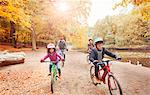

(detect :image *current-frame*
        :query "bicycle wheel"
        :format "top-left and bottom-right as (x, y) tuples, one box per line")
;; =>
(50, 65), (57, 93)
(64, 53), (65, 60)
(62, 53), (65, 67)
(51, 72), (54, 93)
(90, 66), (97, 85)
(86, 55), (91, 64)
(61, 51), (65, 67)
(108, 75), (123, 95)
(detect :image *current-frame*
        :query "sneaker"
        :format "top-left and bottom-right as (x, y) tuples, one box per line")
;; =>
(48, 73), (51, 76)
(58, 75), (62, 79)
(102, 79), (106, 84)
(102, 78), (106, 84)
(100, 77), (106, 84)
(95, 78), (102, 84)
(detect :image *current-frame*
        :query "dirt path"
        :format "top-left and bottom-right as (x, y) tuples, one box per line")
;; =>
(0, 49), (150, 95)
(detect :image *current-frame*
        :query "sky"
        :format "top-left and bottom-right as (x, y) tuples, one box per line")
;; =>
(88, 0), (133, 27)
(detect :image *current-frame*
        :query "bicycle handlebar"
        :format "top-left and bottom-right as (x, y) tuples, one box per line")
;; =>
(97, 59), (121, 65)
(41, 60), (58, 64)
(102, 60), (114, 63)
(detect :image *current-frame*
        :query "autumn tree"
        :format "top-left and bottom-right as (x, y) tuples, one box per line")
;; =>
(94, 14), (150, 47)
(114, 0), (150, 20)
(0, 0), (91, 50)
(0, 0), (31, 47)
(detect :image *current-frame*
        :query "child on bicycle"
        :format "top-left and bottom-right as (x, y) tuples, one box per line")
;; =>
(89, 37), (121, 83)
(40, 43), (64, 78)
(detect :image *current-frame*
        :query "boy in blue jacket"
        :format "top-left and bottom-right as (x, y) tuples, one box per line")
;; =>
(89, 37), (121, 83)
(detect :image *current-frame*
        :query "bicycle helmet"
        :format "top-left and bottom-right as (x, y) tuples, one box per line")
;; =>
(47, 43), (55, 49)
(94, 37), (103, 44)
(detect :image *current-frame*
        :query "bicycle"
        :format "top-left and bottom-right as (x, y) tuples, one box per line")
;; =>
(50, 62), (58, 93)
(90, 60), (123, 95)
(59, 49), (68, 67)
(42, 61), (58, 93)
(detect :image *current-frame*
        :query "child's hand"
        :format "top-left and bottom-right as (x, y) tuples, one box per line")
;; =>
(40, 60), (44, 63)
(61, 59), (65, 61)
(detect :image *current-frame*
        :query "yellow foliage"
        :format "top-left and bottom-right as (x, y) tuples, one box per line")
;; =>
(0, 0), (31, 27)
(69, 26), (89, 48)
(114, 0), (150, 20)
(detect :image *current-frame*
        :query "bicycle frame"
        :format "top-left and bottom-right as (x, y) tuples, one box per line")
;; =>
(42, 61), (58, 93)
(98, 62), (113, 80)
(98, 61), (118, 90)
(51, 63), (57, 81)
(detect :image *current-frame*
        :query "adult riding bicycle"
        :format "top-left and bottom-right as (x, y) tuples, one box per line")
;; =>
(57, 37), (68, 67)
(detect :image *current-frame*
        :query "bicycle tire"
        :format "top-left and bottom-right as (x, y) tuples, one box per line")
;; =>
(51, 73), (54, 93)
(108, 75), (123, 95)
(50, 64), (57, 93)
(61, 52), (65, 67)
(90, 66), (97, 85)
(64, 53), (65, 60)
(87, 55), (91, 64)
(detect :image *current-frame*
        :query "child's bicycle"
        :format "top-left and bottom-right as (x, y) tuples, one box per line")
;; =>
(90, 60), (123, 95)
(42, 61), (59, 93)
(50, 62), (58, 93)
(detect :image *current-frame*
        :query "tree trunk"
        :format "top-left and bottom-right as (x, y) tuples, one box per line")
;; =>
(30, 27), (36, 51)
(10, 21), (16, 48)
(0, 52), (25, 67)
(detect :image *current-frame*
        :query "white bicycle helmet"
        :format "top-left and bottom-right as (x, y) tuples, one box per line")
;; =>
(47, 43), (55, 49)
(94, 37), (103, 44)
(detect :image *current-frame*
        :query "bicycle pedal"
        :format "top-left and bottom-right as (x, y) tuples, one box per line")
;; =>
(94, 83), (101, 86)
(56, 75), (60, 78)
(111, 88), (117, 90)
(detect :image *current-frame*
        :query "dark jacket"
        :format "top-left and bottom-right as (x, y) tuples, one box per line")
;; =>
(89, 47), (117, 62)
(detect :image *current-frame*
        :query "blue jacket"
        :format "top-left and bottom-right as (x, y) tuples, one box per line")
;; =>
(89, 47), (117, 62)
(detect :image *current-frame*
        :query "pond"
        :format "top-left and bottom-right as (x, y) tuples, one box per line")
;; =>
(110, 50), (150, 67)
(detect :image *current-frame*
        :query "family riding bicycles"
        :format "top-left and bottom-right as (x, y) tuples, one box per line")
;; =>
(89, 37), (123, 95)
(40, 36), (123, 95)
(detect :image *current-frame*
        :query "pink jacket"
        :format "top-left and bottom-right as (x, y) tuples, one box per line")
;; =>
(41, 52), (62, 61)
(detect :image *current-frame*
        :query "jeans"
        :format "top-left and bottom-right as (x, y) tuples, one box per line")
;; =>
(49, 62), (61, 76)
(93, 62), (107, 79)
(58, 49), (65, 60)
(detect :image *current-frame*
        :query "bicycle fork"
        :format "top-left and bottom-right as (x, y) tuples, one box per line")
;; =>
(52, 65), (57, 80)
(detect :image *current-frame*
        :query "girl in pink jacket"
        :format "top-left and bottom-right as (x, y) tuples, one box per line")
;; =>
(41, 43), (64, 77)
